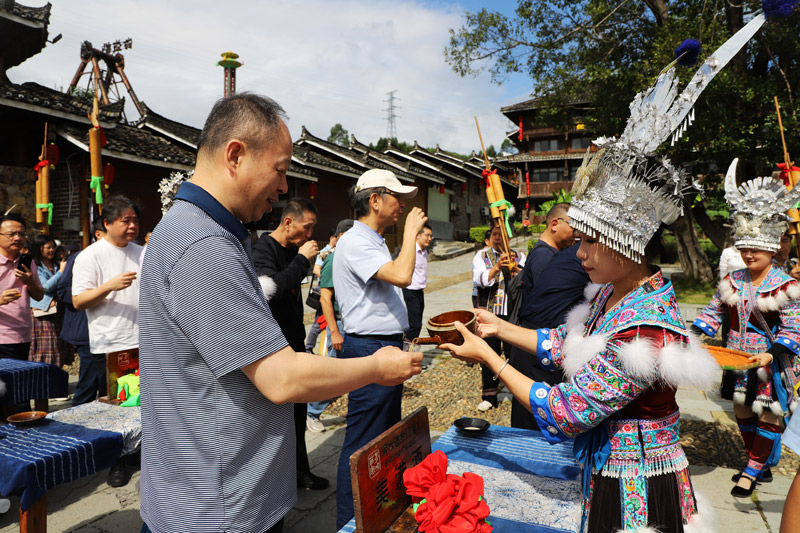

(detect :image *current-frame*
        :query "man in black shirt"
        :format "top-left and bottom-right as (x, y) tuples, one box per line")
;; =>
(252, 198), (328, 490)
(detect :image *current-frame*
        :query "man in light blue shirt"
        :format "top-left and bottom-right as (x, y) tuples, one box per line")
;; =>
(333, 169), (428, 528)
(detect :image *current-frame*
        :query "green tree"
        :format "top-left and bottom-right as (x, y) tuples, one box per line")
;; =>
(327, 123), (350, 146)
(500, 138), (516, 154)
(446, 0), (800, 282)
(485, 144), (497, 158)
(369, 137), (415, 153)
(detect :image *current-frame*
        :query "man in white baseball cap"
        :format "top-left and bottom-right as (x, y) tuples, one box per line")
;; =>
(354, 168), (418, 198)
(333, 168), (426, 527)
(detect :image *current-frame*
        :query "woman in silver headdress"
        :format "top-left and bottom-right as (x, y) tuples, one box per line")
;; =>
(693, 160), (800, 497)
(443, 146), (718, 531)
(439, 9), (790, 527)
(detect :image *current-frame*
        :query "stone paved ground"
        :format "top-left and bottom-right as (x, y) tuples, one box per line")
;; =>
(1, 238), (794, 532)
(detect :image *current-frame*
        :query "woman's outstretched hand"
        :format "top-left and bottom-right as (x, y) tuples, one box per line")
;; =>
(439, 321), (494, 365)
(473, 308), (502, 338)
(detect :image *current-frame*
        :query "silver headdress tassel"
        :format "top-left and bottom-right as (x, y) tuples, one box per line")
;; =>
(725, 158), (800, 252)
(568, 11), (773, 262)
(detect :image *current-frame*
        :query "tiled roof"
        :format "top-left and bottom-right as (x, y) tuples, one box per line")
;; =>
(4, 2), (51, 24)
(0, 81), (124, 123)
(348, 136), (430, 184)
(1, 3), (52, 71)
(58, 122), (196, 168)
(500, 96), (592, 115)
(291, 143), (362, 178)
(138, 101), (200, 148)
(296, 127), (418, 183)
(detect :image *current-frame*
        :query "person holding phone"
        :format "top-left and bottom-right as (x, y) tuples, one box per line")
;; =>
(0, 212), (43, 361)
(29, 234), (69, 367)
(0, 212), (43, 421)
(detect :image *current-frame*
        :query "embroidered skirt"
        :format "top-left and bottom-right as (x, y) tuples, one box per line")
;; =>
(586, 411), (698, 531)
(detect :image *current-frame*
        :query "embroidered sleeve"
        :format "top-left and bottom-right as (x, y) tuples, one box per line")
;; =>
(694, 288), (725, 337)
(774, 283), (800, 354)
(534, 327), (563, 371)
(530, 335), (654, 444)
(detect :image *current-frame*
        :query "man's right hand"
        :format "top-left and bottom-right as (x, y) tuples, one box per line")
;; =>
(298, 240), (319, 261)
(104, 271), (137, 292)
(331, 330), (344, 352)
(403, 207), (428, 242)
(0, 289), (21, 306)
(372, 345), (423, 386)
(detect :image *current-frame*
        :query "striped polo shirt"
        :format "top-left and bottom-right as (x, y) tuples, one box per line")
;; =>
(139, 182), (293, 533)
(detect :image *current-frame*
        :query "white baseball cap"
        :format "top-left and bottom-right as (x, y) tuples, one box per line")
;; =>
(355, 169), (418, 199)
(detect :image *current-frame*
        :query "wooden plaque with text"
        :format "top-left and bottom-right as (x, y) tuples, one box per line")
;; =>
(350, 406), (431, 533)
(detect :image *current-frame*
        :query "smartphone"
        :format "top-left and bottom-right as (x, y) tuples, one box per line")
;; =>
(17, 253), (33, 271)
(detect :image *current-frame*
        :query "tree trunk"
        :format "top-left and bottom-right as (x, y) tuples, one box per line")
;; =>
(644, 0), (669, 26)
(725, 1), (746, 75)
(672, 206), (714, 282)
(692, 203), (728, 251)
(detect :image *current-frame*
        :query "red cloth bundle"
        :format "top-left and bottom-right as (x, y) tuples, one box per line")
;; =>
(403, 450), (492, 533)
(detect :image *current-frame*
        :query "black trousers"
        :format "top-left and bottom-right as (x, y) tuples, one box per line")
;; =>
(482, 325), (512, 399)
(294, 402), (311, 474)
(402, 288), (425, 340)
(508, 321), (565, 430)
(72, 345), (107, 406)
(0, 342), (31, 360)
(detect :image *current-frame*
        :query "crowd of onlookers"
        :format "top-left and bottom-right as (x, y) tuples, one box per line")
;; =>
(0, 195), (146, 491)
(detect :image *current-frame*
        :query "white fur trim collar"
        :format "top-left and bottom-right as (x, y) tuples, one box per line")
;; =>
(584, 283), (603, 301)
(565, 302), (591, 332)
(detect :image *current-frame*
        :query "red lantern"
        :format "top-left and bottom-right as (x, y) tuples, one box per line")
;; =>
(103, 162), (115, 186)
(461, 183), (467, 193)
(309, 182), (317, 199)
(439, 184), (445, 194)
(46, 143), (60, 166)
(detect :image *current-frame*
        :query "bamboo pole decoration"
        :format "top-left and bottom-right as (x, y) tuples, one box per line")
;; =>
(33, 122), (53, 232)
(775, 97), (800, 257)
(88, 96), (105, 214)
(475, 116), (515, 270)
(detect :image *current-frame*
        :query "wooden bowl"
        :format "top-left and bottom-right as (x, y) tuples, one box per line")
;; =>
(6, 411), (47, 428)
(454, 417), (490, 436)
(426, 310), (477, 345)
(705, 345), (760, 371)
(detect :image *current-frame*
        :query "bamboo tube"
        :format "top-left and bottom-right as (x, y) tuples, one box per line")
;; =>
(40, 163), (50, 234)
(35, 170), (43, 223)
(88, 126), (104, 214)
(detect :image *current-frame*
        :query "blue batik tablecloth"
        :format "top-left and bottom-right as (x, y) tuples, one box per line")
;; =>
(339, 425), (582, 533)
(0, 419), (122, 511)
(47, 401), (141, 455)
(0, 358), (68, 404)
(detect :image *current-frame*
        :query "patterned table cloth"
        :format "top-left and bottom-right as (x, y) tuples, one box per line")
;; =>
(339, 425), (582, 532)
(0, 419), (122, 511)
(0, 358), (68, 404)
(47, 401), (142, 455)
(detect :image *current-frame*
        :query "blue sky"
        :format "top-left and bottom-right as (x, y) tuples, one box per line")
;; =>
(9, 1), (534, 154)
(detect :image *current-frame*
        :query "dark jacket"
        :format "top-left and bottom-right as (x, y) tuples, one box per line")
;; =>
(251, 234), (311, 352)
(520, 242), (590, 328)
(56, 252), (90, 346)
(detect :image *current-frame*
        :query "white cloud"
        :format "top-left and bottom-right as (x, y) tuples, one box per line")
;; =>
(9, 0), (531, 154)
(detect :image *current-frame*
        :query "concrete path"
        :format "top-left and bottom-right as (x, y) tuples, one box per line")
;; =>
(1, 244), (793, 532)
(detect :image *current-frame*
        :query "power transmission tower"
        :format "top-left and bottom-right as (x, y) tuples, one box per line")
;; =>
(383, 90), (400, 140)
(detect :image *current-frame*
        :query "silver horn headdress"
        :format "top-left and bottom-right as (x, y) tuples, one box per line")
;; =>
(568, 8), (780, 262)
(725, 158), (800, 252)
